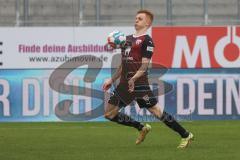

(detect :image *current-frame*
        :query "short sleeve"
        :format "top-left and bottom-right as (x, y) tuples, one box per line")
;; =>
(141, 35), (154, 59)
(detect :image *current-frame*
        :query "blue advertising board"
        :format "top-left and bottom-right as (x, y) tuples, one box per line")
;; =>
(0, 68), (239, 122)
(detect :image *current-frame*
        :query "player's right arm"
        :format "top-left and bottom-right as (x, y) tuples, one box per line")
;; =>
(102, 64), (122, 91)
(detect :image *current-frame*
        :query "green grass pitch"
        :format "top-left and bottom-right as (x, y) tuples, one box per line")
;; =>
(0, 121), (239, 160)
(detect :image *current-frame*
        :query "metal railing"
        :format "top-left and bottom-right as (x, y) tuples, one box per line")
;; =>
(0, 0), (239, 26)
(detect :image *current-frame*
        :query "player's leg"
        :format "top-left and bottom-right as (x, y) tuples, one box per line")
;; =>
(135, 86), (193, 148)
(105, 84), (152, 144)
(104, 102), (151, 145)
(147, 104), (194, 148)
(104, 87), (145, 131)
(147, 104), (189, 137)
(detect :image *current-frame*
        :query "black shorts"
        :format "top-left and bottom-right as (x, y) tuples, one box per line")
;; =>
(108, 83), (158, 108)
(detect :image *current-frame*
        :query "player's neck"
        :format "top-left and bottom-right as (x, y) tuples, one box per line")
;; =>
(134, 28), (148, 37)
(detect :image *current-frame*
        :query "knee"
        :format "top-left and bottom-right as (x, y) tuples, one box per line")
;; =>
(104, 103), (119, 120)
(104, 111), (112, 120)
(104, 111), (118, 120)
(148, 105), (163, 118)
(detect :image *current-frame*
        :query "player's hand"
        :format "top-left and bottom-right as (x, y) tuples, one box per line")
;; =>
(102, 78), (113, 92)
(128, 79), (135, 93)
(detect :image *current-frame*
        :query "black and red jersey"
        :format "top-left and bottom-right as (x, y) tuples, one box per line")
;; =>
(120, 34), (154, 85)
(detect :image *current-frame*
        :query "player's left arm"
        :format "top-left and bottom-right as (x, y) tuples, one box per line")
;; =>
(128, 36), (154, 92)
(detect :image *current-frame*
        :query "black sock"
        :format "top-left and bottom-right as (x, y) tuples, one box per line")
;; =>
(159, 111), (189, 138)
(109, 112), (144, 131)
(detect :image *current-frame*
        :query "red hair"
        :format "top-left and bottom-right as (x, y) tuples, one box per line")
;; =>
(137, 9), (154, 24)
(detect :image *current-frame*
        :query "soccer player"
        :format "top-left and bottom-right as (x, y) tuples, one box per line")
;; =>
(102, 9), (194, 148)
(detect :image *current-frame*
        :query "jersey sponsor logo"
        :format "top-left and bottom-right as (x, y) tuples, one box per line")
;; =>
(152, 26), (240, 68)
(122, 57), (133, 61)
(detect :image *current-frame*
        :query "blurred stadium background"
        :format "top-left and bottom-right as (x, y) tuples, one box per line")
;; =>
(0, 0), (240, 26)
(0, 1), (240, 160)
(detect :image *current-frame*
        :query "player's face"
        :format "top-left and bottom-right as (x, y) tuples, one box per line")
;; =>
(134, 13), (150, 31)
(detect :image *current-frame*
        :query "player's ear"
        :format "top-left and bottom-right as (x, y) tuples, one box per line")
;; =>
(145, 17), (152, 28)
(145, 22), (151, 28)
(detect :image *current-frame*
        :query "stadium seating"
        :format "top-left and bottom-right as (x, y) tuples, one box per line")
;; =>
(0, 0), (16, 26)
(0, 0), (239, 26)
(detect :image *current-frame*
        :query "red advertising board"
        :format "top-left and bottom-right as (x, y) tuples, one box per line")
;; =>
(152, 26), (240, 68)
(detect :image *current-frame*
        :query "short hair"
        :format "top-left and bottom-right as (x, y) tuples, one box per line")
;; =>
(137, 9), (154, 24)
